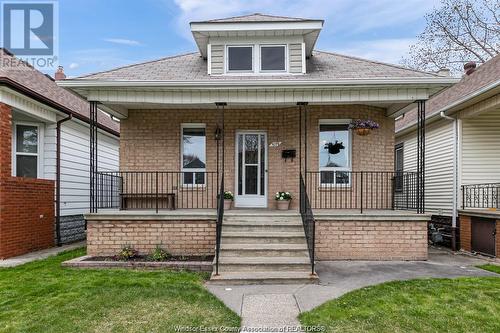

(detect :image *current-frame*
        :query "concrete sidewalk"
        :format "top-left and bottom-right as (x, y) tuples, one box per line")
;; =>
(207, 248), (498, 331)
(0, 241), (85, 268)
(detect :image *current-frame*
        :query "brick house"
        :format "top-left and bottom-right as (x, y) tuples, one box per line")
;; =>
(0, 49), (120, 259)
(396, 55), (500, 258)
(60, 14), (456, 283)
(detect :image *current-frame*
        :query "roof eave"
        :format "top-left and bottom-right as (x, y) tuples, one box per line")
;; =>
(190, 20), (324, 58)
(58, 77), (459, 89)
(395, 79), (500, 136)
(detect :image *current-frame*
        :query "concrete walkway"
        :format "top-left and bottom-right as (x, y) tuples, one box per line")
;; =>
(0, 241), (85, 268)
(207, 248), (498, 331)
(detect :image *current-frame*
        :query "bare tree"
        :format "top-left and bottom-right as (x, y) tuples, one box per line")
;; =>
(401, 0), (499, 75)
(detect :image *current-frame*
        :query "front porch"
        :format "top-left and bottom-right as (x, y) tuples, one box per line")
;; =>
(85, 209), (429, 261)
(85, 102), (429, 282)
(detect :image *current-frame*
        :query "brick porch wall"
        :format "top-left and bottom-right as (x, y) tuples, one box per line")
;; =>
(120, 105), (395, 209)
(0, 103), (55, 259)
(86, 219), (216, 257)
(315, 220), (428, 260)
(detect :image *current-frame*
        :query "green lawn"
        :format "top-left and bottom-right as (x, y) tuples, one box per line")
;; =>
(0, 248), (240, 333)
(300, 277), (500, 333)
(477, 264), (500, 274)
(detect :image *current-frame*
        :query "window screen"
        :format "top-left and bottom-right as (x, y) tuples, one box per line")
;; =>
(227, 46), (253, 71)
(261, 46), (285, 71)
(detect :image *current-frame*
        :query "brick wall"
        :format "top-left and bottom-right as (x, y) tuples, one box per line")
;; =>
(0, 103), (55, 259)
(459, 215), (472, 252)
(315, 220), (428, 260)
(86, 219), (216, 257)
(120, 105), (394, 209)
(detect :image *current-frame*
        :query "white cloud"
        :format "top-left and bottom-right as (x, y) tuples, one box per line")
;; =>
(69, 62), (79, 69)
(332, 38), (417, 64)
(103, 38), (142, 46)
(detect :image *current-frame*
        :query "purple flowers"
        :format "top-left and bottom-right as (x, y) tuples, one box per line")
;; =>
(349, 119), (380, 130)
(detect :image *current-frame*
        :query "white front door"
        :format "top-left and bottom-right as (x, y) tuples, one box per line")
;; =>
(234, 131), (267, 208)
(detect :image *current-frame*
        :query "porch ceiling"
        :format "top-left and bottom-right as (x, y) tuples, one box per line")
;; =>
(62, 82), (453, 120)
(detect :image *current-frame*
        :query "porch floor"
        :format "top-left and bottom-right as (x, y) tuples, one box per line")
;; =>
(86, 209), (430, 221)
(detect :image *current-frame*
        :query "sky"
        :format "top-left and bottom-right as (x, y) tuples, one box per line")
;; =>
(55, 0), (441, 77)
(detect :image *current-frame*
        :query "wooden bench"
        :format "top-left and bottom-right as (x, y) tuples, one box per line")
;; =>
(120, 193), (176, 210)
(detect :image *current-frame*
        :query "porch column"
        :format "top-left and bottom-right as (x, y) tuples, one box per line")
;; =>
(89, 101), (98, 215)
(416, 100), (426, 214)
(215, 102), (226, 187)
(297, 102), (308, 213)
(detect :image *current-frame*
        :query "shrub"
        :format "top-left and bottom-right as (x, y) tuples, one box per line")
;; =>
(223, 191), (234, 200)
(149, 246), (171, 261)
(117, 245), (138, 261)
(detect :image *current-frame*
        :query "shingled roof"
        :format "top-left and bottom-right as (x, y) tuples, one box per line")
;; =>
(396, 54), (500, 133)
(0, 48), (119, 135)
(76, 50), (439, 81)
(193, 13), (318, 23)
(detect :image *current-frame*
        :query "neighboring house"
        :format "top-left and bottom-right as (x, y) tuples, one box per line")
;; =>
(396, 55), (500, 258)
(0, 49), (120, 259)
(60, 13), (456, 283)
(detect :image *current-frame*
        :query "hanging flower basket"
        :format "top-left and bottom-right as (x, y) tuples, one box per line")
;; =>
(355, 128), (371, 136)
(349, 119), (380, 136)
(324, 141), (345, 154)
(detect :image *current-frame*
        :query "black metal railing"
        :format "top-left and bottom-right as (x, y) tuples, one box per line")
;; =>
(462, 183), (500, 209)
(300, 173), (315, 275)
(95, 171), (218, 212)
(214, 178), (224, 275)
(304, 171), (419, 213)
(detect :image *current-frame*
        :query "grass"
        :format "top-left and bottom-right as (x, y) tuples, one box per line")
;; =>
(0, 248), (240, 333)
(299, 277), (500, 333)
(477, 264), (500, 274)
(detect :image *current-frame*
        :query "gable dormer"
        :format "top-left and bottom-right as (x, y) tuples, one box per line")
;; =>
(190, 13), (324, 76)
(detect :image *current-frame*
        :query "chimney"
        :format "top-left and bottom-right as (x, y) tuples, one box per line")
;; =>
(54, 66), (66, 80)
(463, 62), (476, 75)
(436, 68), (451, 77)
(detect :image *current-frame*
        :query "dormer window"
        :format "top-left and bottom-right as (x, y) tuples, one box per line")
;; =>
(260, 45), (286, 72)
(227, 45), (253, 72)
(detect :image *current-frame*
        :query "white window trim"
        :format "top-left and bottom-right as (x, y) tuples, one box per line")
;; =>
(226, 44), (254, 73)
(181, 123), (206, 187)
(259, 44), (288, 73)
(318, 119), (352, 187)
(12, 122), (44, 178)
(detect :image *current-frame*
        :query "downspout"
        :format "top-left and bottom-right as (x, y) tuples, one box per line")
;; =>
(440, 111), (458, 251)
(55, 115), (72, 246)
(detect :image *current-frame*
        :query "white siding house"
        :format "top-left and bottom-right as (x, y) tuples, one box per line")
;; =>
(398, 118), (455, 215)
(395, 55), (500, 253)
(1, 48), (120, 245)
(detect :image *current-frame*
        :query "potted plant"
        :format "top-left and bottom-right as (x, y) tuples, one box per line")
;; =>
(223, 191), (233, 210)
(275, 191), (292, 210)
(349, 119), (380, 136)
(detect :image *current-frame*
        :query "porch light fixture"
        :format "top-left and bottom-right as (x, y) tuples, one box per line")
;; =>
(215, 127), (222, 141)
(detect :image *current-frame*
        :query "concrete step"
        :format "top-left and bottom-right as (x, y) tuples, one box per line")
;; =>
(221, 231), (307, 244)
(222, 223), (304, 233)
(216, 256), (311, 272)
(220, 243), (309, 257)
(208, 271), (318, 285)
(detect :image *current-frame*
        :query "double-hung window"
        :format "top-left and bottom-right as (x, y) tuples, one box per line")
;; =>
(181, 124), (206, 186)
(319, 121), (351, 186)
(14, 124), (39, 178)
(227, 45), (253, 72)
(260, 45), (286, 72)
